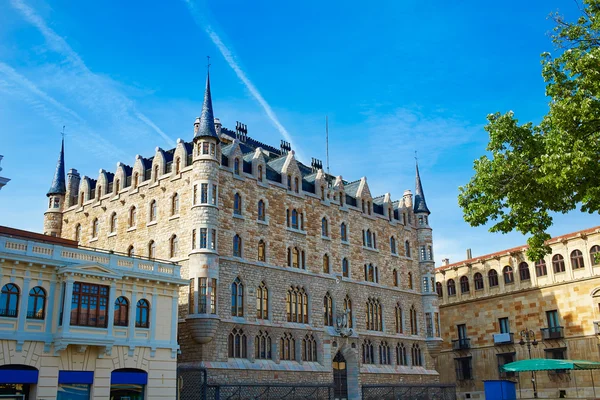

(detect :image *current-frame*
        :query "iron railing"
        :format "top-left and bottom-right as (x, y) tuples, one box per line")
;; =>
(452, 338), (470, 350)
(362, 384), (457, 400)
(0, 309), (17, 318)
(210, 384), (333, 400)
(26, 311), (44, 320)
(541, 326), (564, 340)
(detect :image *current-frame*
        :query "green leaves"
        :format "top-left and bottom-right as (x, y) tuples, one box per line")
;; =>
(460, 0), (600, 260)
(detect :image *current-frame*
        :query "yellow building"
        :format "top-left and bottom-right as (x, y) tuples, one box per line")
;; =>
(0, 226), (188, 399)
(435, 226), (600, 399)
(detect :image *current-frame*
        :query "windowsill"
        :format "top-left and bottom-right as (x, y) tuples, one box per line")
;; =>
(149, 182), (160, 188)
(341, 240), (350, 246)
(147, 221), (158, 227)
(321, 235), (331, 241)
(89, 238), (98, 243)
(129, 188), (139, 195)
(286, 227), (307, 235)
(286, 191), (304, 199)
(170, 174), (182, 182)
(362, 246), (379, 253)
(257, 180), (269, 189)
(233, 214), (245, 220)
(391, 253), (399, 258)
(339, 206), (349, 213)
(169, 214), (180, 221)
(233, 174), (245, 181)
(107, 232), (117, 238)
(257, 219), (269, 226)
(135, 326), (150, 330)
(127, 227), (137, 232)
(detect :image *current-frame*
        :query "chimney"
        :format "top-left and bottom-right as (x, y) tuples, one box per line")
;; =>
(466, 248), (472, 259)
(280, 140), (291, 155)
(442, 258), (450, 266)
(235, 121), (248, 142)
(311, 158), (323, 173)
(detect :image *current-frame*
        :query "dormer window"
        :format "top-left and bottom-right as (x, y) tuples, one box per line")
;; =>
(340, 194), (344, 207)
(367, 201), (371, 215)
(234, 158), (240, 175)
(202, 142), (209, 155)
(258, 165), (263, 182)
(210, 143), (216, 156)
(321, 186), (325, 201)
(294, 177), (299, 193)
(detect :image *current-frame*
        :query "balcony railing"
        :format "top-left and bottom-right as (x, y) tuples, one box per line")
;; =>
(541, 326), (564, 340)
(493, 332), (514, 345)
(26, 311), (45, 320)
(452, 338), (471, 350)
(0, 309), (18, 318)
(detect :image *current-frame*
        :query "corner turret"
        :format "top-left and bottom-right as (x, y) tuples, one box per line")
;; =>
(414, 161), (430, 215)
(44, 138), (66, 237)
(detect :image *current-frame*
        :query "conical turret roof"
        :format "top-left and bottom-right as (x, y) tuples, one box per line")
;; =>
(47, 138), (66, 196)
(194, 72), (219, 142)
(413, 161), (430, 214)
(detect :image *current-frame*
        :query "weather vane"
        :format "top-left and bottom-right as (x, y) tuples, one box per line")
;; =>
(415, 150), (418, 163)
(61, 125), (65, 139)
(207, 55), (211, 72)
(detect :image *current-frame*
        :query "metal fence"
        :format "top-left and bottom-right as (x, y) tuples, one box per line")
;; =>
(362, 384), (457, 400)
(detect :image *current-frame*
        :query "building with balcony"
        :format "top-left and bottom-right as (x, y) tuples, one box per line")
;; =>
(435, 226), (600, 399)
(0, 226), (188, 399)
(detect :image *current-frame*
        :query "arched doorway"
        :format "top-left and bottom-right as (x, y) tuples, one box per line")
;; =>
(110, 368), (147, 400)
(0, 364), (38, 400)
(333, 352), (348, 400)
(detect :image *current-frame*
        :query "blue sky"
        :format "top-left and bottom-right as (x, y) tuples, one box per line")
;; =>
(0, 0), (595, 264)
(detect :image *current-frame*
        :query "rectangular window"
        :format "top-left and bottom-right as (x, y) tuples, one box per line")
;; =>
(198, 278), (207, 314)
(201, 183), (208, 204)
(191, 229), (197, 250)
(499, 317), (510, 334)
(545, 347), (567, 360)
(193, 185), (198, 204)
(425, 312), (433, 338)
(497, 352), (516, 379)
(211, 229), (216, 250)
(210, 278), (217, 314)
(547, 310), (559, 328)
(211, 185), (217, 205)
(455, 357), (473, 380)
(434, 312), (440, 337)
(70, 282), (109, 328)
(57, 383), (91, 400)
(203, 142), (209, 154)
(457, 324), (467, 340)
(189, 278), (195, 314)
(200, 228), (207, 248)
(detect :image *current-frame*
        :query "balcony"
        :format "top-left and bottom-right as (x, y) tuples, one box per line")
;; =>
(493, 332), (514, 345)
(452, 338), (471, 350)
(541, 326), (564, 340)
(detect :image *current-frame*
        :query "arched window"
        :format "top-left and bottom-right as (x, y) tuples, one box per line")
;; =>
(258, 200), (266, 221)
(447, 279), (456, 296)
(553, 254), (566, 273)
(379, 342), (391, 365)
(320, 185), (325, 201)
(286, 286), (308, 323)
(135, 299), (150, 328)
(133, 172), (139, 189)
(175, 157), (181, 174)
(396, 343), (408, 366)
(231, 277), (244, 317)
(256, 282), (268, 319)
(114, 179), (120, 193)
(257, 240), (266, 262)
(535, 259), (548, 276)
(411, 343), (422, 366)
(340, 223), (347, 241)
(393, 269), (399, 287)
(362, 339), (374, 364)
(365, 264), (376, 283)
(80, 191), (85, 206)
(405, 241), (411, 258)
(323, 254), (330, 273)
(323, 292), (333, 326)
(436, 281), (443, 296)
(395, 303), (403, 333)
(373, 232), (377, 249)
(294, 177), (299, 193)
(114, 296), (129, 326)
(75, 224), (82, 242)
(228, 328), (247, 358)
(488, 269), (499, 287)
(287, 175), (292, 191)
(390, 236), (397, 254)
(342, 258), (349, 278)
(109, 213), (117, 233)
(127, 245), (135, 257)
(362, 199), (366, 213)
(290, 209), (298, 229)
(366, 298), (382, 331)
(148, 240), (156, 259)
(519, 262), (531, 281)
(280, 333), (295, 361)
(149, 200), (157, 222)
(410, 305), (418, 335)
(290, 247), (300, 268)
(129, 206), (137, 228)
(344, 295), (353, 329)
(171, 193), (179, 215)
(153, 165), (159, 182)
(591, 246), (600, 265)
(302, 334), (317, 362)
(257, 165), (263, 182)
(408, 272), (413, 289)
(365, 229), (372, 248)
(474, 273), (484, 290)
(460, 276), (470, 293)
(321, 217), (328, 237)
(427, 246), (433, 260)
(255, 330), (272, 360)
(233, 234), (242, 257)
(571, 249), (585, 270)
(91, 218), (99, 238)
(234, 158), (240, 175)
(234, 193), (242, 215)
(169, 235), (178, 258)
(27, 286), (45, 320)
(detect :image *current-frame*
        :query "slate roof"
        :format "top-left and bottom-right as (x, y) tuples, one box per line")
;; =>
(47, 139), (66, 196)
(414, 162), (430, 214)
(194, 73), (220, 142)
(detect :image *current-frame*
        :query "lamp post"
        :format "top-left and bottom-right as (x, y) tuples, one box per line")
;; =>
(519, 329), (538, 398)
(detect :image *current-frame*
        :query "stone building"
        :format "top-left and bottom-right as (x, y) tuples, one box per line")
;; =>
(435, 226), (600, 399)
(43, 71), (442, 399)
(0, 225), (188, 399)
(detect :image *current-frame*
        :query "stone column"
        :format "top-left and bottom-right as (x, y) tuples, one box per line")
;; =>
(62, 277), (74, 334)
(129, 285), (138, 339)
(17, 275), (31, 331)
(107, 281), (116, 336)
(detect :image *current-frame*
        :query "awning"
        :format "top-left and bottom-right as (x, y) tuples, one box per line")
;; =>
(58, 371), (94, 384)
(501, 358), (600, 372)
(0, 369), (38, 384)
(111, 370), (148, 385)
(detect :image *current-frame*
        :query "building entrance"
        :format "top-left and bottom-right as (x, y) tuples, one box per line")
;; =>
(332, 351), (348, 400)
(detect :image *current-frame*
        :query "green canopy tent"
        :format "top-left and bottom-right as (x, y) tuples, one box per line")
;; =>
(501, 359), (600, 397)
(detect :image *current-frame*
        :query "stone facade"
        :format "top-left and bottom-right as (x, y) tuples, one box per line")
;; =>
(435, 226), (600, 399)
(0, 226), (188, 399)
(44, 72), (442, 398)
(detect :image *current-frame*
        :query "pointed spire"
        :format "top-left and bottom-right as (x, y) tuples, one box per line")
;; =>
(413, 160), (430, 214)
(194, 71), (220, 142)
(47, 137), (66, 196)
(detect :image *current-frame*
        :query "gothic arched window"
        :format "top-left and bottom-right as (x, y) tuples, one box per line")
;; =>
(323, 254), (330, 273)
(257, 239), (266, 262)
(321, 217), (328, 237)
(286, 286), (308, 323)
(395, 303), (403, 333)
(280, 333), (295, 361)
(410, 305), (418, 335)
(302, 334), (317, 362)
(344, 295), (353, 329)
(228, 328), (247, 358)
(256, 282), (268, 319)
(110, 212), (117, 233)
(169, 235), (178, 258)
(340, 222), (347, 241)
(129, 206), (137, 228)
(366, 298), (382, 331)
(255, 331), (272, 360)
(234, 193), (242, 215)
(233, 234), (242, 257)
(231, 277), (244, 317)
(405, 240), (411, 258)
(390, 236), (397, 254)
(323, 292), (333, 326)
(258, 200), (266, 221)
(342, 258), (349, 278)
(171, 193), (179, 215)
(148, 240), (156, 259)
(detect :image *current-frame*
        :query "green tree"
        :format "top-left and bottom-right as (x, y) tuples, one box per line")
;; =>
(459, 0), (600, 261)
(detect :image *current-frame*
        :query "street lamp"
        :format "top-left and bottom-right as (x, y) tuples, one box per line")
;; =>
(519, 329), (539, 398)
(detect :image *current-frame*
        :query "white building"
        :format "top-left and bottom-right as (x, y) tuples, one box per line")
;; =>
(0, 226), (188, 400)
